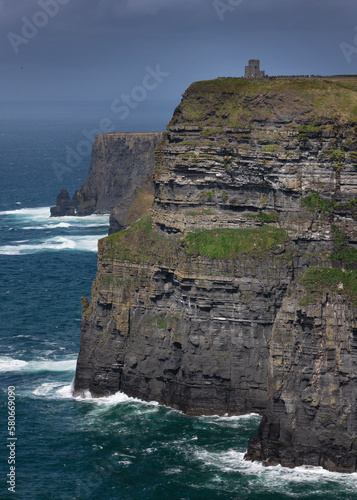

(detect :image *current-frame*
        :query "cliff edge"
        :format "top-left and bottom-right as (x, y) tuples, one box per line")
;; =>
(74, 76), (357, 471)
(51, 132), (163, 233)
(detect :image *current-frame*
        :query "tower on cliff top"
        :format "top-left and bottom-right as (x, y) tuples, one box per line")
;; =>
(245, 59), (266, 78)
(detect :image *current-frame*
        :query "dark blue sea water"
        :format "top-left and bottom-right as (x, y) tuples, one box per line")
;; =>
(1, 102), (357, 500)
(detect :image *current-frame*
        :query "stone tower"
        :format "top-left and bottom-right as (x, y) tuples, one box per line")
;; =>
(245, 59), (266, 78)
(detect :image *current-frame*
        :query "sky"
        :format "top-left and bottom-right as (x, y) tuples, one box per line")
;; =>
(1, 0), (357, 106)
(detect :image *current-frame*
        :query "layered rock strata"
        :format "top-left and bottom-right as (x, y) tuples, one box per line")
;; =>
(246, 279), (357, 472)
(75, 224), (294, 415)
(51, 132), (163, 231)
(74, 77), (357, 471)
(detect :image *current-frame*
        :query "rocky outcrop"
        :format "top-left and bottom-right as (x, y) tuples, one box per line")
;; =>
(74, 77), (357, 471)
(74, 223), (295, 414)
(108, 178), (155, 235)
(50, 188), (75, 217)
(246, 278), (357, 472)
(152, 78), (357, 234)
(50, 132), (163, 230)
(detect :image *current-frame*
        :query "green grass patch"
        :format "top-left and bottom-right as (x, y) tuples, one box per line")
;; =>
(350, 152), (357, 163)
(247, 211), (278, 223)
(124, 183), (154, 227)
(200, 191), (216, 201)
(168, 77), (357, 130)
(185, 208), (216, 216)
(150, 313), (181, 331)
(183, 225), (287, 259)
(298, 123), (322, 141)
(299, 294), (317, 306)
(330, 225), (357, 267)
(302, 192), (335, 213)
(327, 149), (345, 163)
(331, 247), (357, 267)
(101, 274), (114, 284)
(201, 128), (223, 137)
(101, 216), (179, 264)
(300, 266), (357, 306)
(263, 144), (279, 153)
(156, 316), (168, 330)
(303, 193), (357, 215)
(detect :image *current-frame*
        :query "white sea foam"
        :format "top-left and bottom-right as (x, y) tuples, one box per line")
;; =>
(33, 378), (75, 399)
(56, 383), (75, 399)
(0, 207), (51, 218)
(33, 382), (66, 396)
(24, 222), (72, 230)
(31, 358), (77, 372)
(0, 356), (77, 373)
(199, 413), (260, 421)
(0, 206), (109, 227)
(0, 356), (28, 372)
(24, 220), (109, 230)
(0, 234), (106, 255)
(194, 448), (357, 490)
(74, 389), (160, 408)
(0, 207), (109, 254)
(163, 468), (183, 475)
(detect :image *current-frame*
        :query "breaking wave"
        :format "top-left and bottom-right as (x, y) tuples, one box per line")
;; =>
(0, 234), (106, 255)
(0, 356), (77, 373)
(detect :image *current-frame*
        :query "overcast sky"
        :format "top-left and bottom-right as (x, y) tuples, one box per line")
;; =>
(1, 0), (356, 104)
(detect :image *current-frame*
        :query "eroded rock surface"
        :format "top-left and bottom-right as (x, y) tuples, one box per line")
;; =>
(246, 281), (357, 472)
(51, 132), (163, 231)
(74, 77), (357, 471)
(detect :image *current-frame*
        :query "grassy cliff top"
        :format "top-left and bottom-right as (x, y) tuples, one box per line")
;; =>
(100, 216), (288, 264)
(168, 77), (357, 129)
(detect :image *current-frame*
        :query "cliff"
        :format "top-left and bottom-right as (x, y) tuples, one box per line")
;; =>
(50, 132), (163, 233)
(74, 77), (357, 471)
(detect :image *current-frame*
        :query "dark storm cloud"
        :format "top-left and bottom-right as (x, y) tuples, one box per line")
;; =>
(0, 0), (356, 101)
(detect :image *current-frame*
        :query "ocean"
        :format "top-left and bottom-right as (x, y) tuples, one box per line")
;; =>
(1, 102), (357, 500)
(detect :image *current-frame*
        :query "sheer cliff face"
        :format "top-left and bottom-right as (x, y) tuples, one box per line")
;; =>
(74, 77), (357, 471)
(51, 132), (163, 229)
(153, 79), (357, 236)
(75, 230), (293, 414)
(246, 281), (357, 472)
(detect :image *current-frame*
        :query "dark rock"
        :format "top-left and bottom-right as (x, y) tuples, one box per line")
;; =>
(50, 188), (75, 217)
(74, 249), (294, 414)
(109, 178), (155, 235)
(245, 282), (357, 472)
(74, 76), (357, 472)
(51, 132), (163, 226)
